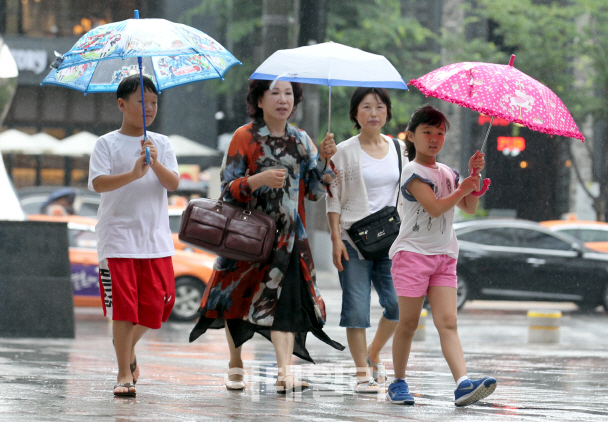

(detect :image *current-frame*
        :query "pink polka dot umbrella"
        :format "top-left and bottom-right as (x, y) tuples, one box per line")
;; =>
(409, 54), (585, 196)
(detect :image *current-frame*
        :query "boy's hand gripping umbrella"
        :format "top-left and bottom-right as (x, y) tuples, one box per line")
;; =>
(409, 55), (584, 196)
(42, 10), (241, 164)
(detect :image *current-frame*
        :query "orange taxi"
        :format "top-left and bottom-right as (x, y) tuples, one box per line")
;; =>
(28, 214), (216, 321)
(168, 204), (210, 253)
(539, 220), (608, 253)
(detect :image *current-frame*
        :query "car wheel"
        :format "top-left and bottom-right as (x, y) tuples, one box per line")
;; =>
(603, 283), (608, 311)
(169, 277), (205, 322)
(576, 301), (600, 313)
(456, 275), (469, 310)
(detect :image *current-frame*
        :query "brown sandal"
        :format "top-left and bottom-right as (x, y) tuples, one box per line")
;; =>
(113, 383), (136, 397)
(112, 339), (139, 385)
(130, 356), (138, 384)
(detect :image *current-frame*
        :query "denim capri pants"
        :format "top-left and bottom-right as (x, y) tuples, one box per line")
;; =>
(338, 241), (399, 328)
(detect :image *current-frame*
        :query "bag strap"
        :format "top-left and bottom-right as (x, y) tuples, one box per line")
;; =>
(392, 138), (402, 208)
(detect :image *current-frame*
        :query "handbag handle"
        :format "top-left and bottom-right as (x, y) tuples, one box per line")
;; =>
(392, 138), (402, 208)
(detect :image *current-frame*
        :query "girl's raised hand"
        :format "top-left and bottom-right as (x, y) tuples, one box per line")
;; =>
(458, 174), (481, 195)
(468, 150), (485, 176)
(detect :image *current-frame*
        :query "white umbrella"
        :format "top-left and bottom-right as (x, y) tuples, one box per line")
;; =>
(0, 129), (37, 154)
(53, 131), (99, 156)
(250, 41), (408, 131)
(29, 132), (60, 155)
(168, 135), (219, 157)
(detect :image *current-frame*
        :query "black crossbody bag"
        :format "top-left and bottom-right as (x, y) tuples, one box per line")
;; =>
(346, 139), (402, 260)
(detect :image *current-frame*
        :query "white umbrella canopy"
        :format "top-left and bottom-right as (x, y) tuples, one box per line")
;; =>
(250, 41), (408, 131)
(168, 134), (219, 157)
(29, 132), (60, 155)
(52, 131), (99, 156)
(251, 41), (407, 89)
(0, 129), (37, 154)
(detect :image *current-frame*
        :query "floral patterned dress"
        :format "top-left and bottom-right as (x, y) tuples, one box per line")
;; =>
(189, 122), (344, 362)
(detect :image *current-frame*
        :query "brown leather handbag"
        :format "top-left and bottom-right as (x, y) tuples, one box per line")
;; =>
(178, 184), (277, 263)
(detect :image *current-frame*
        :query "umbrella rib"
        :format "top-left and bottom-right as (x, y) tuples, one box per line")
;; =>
(204, 55), (224, 81)
(149, 57), (162, 92)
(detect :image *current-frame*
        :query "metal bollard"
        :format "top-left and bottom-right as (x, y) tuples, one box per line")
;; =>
(527, 310), (561, 343)
(413, 308), (428, 341)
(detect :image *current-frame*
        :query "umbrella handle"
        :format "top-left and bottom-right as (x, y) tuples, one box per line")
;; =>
(470, 178), (491, 197)
(134, 10), (150, 165)
(468, 167), (491, 197)
(328, 86), (332, 133)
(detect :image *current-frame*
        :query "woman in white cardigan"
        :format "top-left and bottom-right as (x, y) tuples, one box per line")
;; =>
(326, 87), (407, 393)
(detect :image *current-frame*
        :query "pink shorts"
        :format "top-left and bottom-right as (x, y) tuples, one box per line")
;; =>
(391, 251), (457, 297)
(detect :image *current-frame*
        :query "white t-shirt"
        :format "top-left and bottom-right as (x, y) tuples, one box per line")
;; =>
(389, 161), (460, 259)
(360, 138), (400, 213)
(88, 130), (179, 261)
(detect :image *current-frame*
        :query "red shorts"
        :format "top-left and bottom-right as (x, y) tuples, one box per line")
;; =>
(98, 257), (175, 329)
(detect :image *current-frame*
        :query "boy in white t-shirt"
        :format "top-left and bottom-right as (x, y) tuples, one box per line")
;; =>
(88, 74), (179, 397)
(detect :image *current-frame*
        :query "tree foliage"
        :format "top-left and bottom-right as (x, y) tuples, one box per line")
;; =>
(185, 0), (441, 142)
(471, 0), (585, 118)
(465, 0), (608, 220)
(323, 0), (438, 141)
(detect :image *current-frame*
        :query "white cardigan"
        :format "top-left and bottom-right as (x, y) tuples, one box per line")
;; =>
(326, 134), (407, 259)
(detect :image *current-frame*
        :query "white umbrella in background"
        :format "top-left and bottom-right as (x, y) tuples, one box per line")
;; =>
(250, 41), (408, 131)
(29, 132), (60, 155)
(0, 129), (37, 154)
(53, 131), (99, 156)
(168, 134), (219, 157)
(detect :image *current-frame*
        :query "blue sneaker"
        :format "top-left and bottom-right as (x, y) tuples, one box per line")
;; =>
(386, 379), (415, 405)
(454, 377), (497, 406)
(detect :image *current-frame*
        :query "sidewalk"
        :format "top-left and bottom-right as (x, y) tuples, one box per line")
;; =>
(1, 278), (608, 421)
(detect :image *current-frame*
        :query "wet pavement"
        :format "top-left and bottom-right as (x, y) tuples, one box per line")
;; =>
(1, 273), (608, 421)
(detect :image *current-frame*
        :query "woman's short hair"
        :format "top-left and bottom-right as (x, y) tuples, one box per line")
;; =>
(246, 79), (304, 123)
(349, 87), (392, 130)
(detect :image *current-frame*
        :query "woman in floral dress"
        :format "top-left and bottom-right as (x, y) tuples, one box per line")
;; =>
(189, 79), (344, 393)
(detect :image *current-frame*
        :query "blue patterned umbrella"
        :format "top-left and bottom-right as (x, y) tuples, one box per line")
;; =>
(41, 11), (240, 163)
(42, 14), (240, 93)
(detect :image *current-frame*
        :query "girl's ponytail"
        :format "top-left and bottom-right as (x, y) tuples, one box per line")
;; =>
(405, 138), (416, 160)
(404, 104), (450, 161)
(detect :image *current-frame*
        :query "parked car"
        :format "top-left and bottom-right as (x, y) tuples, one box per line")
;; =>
(18, 186), (100, 217)
(540, 220), (608, 253)
(451, 219), (608, 310)
(169, 204), (213, 255)
(169, 205), (190, 251)
(28, 214), (216, 321)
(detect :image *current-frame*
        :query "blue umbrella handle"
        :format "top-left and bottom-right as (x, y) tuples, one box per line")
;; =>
(134, 10), (150, 165)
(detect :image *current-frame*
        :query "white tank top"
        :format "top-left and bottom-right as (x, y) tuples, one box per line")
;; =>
(360, 139), (400, 213)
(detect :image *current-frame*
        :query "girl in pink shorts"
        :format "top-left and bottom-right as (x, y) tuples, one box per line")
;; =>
(386, 105), (496, 407)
